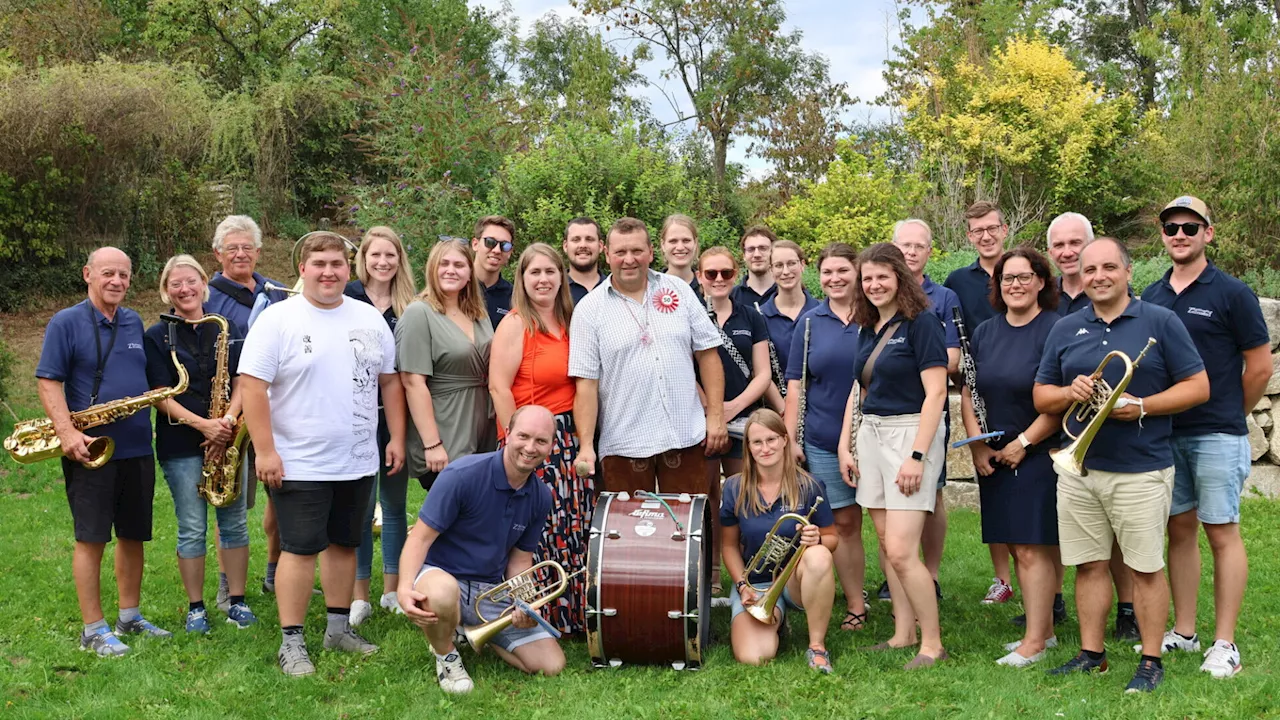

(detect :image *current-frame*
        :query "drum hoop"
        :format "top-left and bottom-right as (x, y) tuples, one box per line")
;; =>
(586, 492), (614, 666)
(681, 496), (704, 668)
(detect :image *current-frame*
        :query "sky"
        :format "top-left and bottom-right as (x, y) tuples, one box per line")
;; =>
(478, 0), (908, 177)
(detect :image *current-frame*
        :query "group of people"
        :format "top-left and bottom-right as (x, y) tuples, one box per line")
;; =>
(30, 193), (1266, 694)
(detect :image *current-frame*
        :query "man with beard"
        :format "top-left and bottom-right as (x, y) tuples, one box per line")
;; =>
(1140, 196), (1271, 678)
(563, 217), (605, 303)
(471, 215), (517, 329)
(731, 226), (778, 308)
(1035, 237), (1208, 693)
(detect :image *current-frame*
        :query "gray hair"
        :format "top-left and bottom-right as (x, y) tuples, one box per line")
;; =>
(212, 215), (263, 252)
(1046, 212), (1095, 245)
(891, 218), (933, 244)
(1084, 236), (1131, 269)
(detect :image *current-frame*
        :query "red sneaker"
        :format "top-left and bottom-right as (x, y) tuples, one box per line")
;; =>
(982, 577), (1014, 604)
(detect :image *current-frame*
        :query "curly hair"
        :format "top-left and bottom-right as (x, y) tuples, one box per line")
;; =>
(989, 245), (1060, 314)
(851, 243), (930, 328)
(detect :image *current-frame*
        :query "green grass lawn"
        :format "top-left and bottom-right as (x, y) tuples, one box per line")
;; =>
(2, 452), (1279, 719)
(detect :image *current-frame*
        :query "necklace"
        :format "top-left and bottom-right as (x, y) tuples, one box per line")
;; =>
(623, 290), (653, 346)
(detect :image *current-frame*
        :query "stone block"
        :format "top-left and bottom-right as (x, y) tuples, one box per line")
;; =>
(942, 479), (980, 511)
(1266, 352), (1280, 395)
(1248, 414), (1267, 461)
(1259, 297), (1280, 350)
(1255, 410), (1272, 430)
(1255, 395), (1272, 412)
(1245, 463), (1280, 499)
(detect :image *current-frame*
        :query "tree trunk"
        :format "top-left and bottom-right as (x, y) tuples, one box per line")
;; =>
(712, 130), (729, 212)
(1128, 0), (1157, 107)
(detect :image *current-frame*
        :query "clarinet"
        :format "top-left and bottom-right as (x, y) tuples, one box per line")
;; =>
(795, 318), (811, 448)
(952, 307), (992, 437)
(755, 302), (787, 398)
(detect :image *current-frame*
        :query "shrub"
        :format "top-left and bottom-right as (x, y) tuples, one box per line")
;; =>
(0, 335), (11, 407)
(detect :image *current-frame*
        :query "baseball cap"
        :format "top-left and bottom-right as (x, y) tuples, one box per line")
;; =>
(1159, 196), (1212, 226)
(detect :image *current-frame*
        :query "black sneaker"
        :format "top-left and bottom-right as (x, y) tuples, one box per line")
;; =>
(1010, 602), (1068, 627)
(877, 580), (891, 601)
(1124, 658), (1164, 693)
(1114, 611), (1140, 642)
(1047, 651), (1109, 676)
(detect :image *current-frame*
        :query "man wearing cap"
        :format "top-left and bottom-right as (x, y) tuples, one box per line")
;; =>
(1139, 196), (1271, 678)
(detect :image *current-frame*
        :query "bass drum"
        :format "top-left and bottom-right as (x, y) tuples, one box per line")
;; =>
(586, 491), (710, 670)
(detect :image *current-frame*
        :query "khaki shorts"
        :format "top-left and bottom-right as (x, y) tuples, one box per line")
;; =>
(855, 413), (945, 512)
(1057, 466), (1173, 573)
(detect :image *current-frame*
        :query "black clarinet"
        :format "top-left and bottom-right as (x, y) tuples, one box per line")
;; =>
(953, 307), (993, 437)
(755, 302), (787, 397)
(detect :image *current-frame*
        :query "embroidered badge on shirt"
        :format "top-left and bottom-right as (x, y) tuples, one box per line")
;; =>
(654, 288), (680, 313)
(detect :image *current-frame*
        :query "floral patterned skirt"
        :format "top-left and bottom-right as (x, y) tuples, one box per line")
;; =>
(528, 411), (594, 634)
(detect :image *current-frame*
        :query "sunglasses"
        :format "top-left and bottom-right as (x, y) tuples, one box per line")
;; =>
(482, 237), (514, 252)
(1162, 222), (1203, 237)
(702, 269), (736, 281)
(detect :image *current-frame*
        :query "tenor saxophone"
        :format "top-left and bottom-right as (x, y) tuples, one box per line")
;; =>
(187, 313), (249, 508)
(5, 317), (190, 469)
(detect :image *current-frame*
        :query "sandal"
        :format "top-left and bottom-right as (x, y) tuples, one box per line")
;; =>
(807, 647), (834, 674)
(840, 609), (867, 631)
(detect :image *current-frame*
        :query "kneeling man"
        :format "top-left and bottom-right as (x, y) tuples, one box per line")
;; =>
(398, 405), (564, 693)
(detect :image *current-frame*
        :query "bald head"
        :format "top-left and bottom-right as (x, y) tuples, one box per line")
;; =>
(504, 405), (557, 479)
(86, 246), (131, 271)
(83, 246), (133, 314)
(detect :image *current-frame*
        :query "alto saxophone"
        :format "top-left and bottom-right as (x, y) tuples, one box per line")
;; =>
(5, 317), (190, 469)
(183, 313), (249, 508)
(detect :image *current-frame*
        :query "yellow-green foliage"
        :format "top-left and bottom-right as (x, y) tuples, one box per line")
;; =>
(766, 139), (924, 257)
(904, 36), (1135, 206)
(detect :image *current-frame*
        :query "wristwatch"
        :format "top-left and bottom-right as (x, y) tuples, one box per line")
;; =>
(910, 450), (924, 462)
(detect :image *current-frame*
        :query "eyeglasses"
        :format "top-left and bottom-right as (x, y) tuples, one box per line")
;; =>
(166, 278), (203, 291)
(772, 260), (801, 271)
(967, 225), (1004, 238)
(220, 244), (257, 256)
(743, 245), (771, 255)
(999, 272), (1037, 286)
(482, 237), (514, 253)
(1162, 222), (1203, 237)
(702, 269), (736, 281)
(895, 242), (930, 253)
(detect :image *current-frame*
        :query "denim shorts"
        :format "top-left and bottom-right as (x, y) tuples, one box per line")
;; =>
(413, 566), (554, 653)
(159, 455), (250, 559)
(268, 477), (374, 555)
(804, 442), (858, 510)
(1170, 433), (1250, 524)
(730, 582), (799, 623)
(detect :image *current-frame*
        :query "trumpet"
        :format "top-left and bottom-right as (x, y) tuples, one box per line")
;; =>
(743, 496), (824, 625)
(463, 561), (582, 652)
(1051, 337), (1157, 477)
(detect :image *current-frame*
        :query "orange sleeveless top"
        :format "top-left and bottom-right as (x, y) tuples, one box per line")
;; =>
(511, 318), (575, 415)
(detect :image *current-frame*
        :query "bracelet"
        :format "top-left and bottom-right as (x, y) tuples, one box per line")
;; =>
(1136, 398), (1147, 422)
(734, 579), (748, 591)
(1017, 432), (1031, 449)
(424, 440), (443, 451)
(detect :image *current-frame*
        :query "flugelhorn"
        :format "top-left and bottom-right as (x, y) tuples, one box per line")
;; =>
(262, 282), (301, 295)
(1050, 337), (1157, 477)
(744, 495), (824, 624)
(463, 561), (582, 652)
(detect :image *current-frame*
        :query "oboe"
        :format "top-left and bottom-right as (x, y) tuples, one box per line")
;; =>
(952, 307), (1000, 445)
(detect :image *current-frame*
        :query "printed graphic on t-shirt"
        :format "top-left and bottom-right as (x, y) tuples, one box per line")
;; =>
(348, 327), (384, 462)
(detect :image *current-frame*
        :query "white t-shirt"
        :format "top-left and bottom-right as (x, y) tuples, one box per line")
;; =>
(239, 295), (396, 481)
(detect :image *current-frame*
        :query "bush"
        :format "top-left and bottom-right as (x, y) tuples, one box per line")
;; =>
(0, 335), (12, 407)
(1129, 254), (1172, 295)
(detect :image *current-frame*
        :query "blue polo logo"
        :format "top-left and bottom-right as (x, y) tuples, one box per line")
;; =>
(127, 342), (143, 350)
(887, 337), (905, 345)
(512, 523), (527, 532)
(1075, 328), (1090, 336)
(1187, 307), (1213, 318)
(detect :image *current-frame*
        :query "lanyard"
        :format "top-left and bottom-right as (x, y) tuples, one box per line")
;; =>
(176, 323), (210, 383)
(88, 302), (119, 405)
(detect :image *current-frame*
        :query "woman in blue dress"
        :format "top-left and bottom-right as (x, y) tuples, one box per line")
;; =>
(961, 246), (1063, 667)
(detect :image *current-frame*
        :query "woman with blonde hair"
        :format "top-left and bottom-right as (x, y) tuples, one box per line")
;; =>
(488, 242), (590, 634)
(344, 226), (418, 625)
(722, 408), (837, 672)
(661, 214), (701, 296)
(395, 238), (496, 491)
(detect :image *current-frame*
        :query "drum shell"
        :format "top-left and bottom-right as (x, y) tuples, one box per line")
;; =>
(586, 492), (710, 669)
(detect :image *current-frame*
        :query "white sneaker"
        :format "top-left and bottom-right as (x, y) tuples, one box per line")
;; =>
(996, 648), (1045, 667)
(379, 591), (404, 615)
(350, 599), (373, 627)
(711, 596), (733, 608)
(1134, 629), (1200, 654)
(1004, 636), (1057, 652)
(436, 651), (474, 694)
(1200, 639), (1242, 678)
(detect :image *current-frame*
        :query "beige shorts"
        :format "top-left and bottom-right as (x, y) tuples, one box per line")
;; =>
(1057, 466), (1173, 573)
(855, 413), (945, 512)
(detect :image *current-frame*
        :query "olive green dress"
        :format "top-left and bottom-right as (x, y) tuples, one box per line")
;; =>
(394, 300), (496, 483)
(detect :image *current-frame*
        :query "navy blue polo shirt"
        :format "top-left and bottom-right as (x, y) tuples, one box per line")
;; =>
(483, 276), (514, 330)
(784, 301), (861, 452)
(1141, 262), (1270, 437)
(759, 292), (820, 377)
(855, 314), (949, 416)
(1036, 299), (1205, 473)
(143, 317), (243, 460)
(418, 451), (552, 583)
(719, 475), (834, 585)
(205, 271), (289, 335)
(921, 278), (962, 349)
(944, 260), (997, 336)
(35, 300), (153, 460)
(344, 280), (399, 331)
(661, 268), (700, 298)
(969, 312), (1061, 453)
(730, 275), (777, 309)
(568, 273), (607, 304)
(714, 302), (770, 421)
(1056, 277), (1091, 317)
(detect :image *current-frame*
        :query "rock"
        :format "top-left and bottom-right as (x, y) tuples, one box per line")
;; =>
(1245, 463), (1280, 499)
(1255, 410), (1272, 429)
(1270, 414), (1280, 465)
(1259, 297), (1280, 351)
(945, 393), (976, 480)
(1248, 414), (1267, 461)
(1266, 352), (1280, 395)
(942, 479), (980, 511)
(1255, 396), (1272, 412)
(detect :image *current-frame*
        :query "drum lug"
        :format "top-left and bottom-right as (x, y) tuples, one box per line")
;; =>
(617, 491), (631, 501)
(610, 659), (623, 668)
(677, 493), (692, 503)
(588, 608), (618, 617)
(607, 529), (621, 539)
(667, 610), (697, 619)
(670, 531), (685, 541)
(671, 661), (687, 670)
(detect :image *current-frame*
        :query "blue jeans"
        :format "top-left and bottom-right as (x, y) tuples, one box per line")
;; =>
(1170, 433), (1250, 524)
(805, 441), (858, 510)
(357, 416), (410, 580)
(158, 455), (249, 560)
